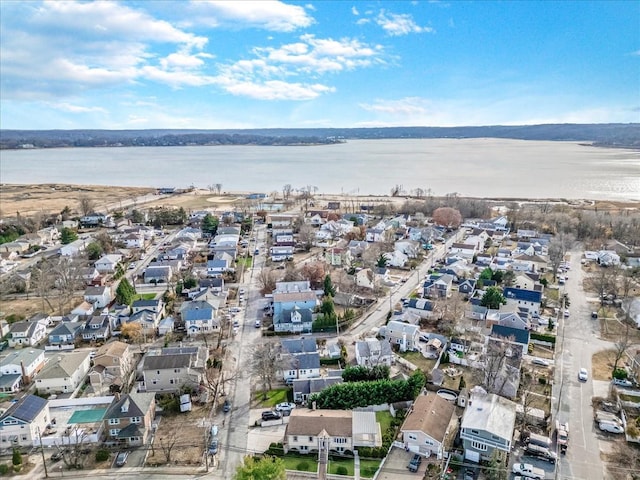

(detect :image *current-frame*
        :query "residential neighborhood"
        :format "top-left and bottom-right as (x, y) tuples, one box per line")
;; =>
(0, 188), (638, 480)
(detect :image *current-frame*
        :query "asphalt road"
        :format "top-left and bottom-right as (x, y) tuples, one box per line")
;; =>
(553, 249), (610, 480)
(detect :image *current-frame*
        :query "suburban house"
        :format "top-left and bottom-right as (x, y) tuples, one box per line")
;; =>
(423, 274), (454, 298)
(460, 390), (517, 463)
(401, 393), (457, 459)
(103, 392), (156, 447)
(383, 320), (420, 352)
(81, 267), (101, 285)
(513, 273), (542, 292)
(8, 319), (48, 347)
(272, 282), (318, 334)
(0, 348), (46, 386)
(406, 298), (435, 319)
(35, 351), (92, 395)
(123, 233), (145, 249)
(94, 254), (123, 273)
(180, 300), (219, 335)
(59, 238), (90, 257)
(81, 315), (111, 341)
(355, 338), (394, 367)
(47, 321), (84, 349)
(597, 250), (621, 266)
(458, 279), (477, 296)
(143, 265), (172, 284)
(354, 268), (375, 290)
(292, 376), (343, 404)
(282, 352), (321, 382)
(90, 341), (137, 394)
(140, 347), (206, 393)
(84, 285), (113, 309)
(271, 246), (294, 262)
(450, 338), (471, 353)
(490, 325), (531, 350)
(503, 288), (542, 316)
(283, 409), (382, 454)
(0, 395), (50, 448)
(206, 253), (234, 276)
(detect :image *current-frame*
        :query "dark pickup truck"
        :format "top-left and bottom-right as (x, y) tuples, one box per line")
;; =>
(407, 453), (422, 472)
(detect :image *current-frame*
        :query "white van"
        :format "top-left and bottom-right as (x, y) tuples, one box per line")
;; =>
(599, 421), (624, 434)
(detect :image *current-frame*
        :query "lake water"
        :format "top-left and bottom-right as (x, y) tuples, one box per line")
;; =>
(1, 139), (638, 201)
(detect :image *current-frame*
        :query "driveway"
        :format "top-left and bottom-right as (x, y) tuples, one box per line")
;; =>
(376, 447), (425, 480)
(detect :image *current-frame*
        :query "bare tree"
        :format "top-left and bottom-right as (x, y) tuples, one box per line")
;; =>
(282, 184), (292, 200)
(257, 268), (278, 295)
(214, 183), (222, 195)
(250, 341), (280, 396)
(297, 224), (315, 251)
(612, 322), (636, 374)
(78, 194), (96, 217)
(59, 426), (89, 470)
(158, 425), (181, 463)
(585, 267), (616, 307)
(53, 256), (85, 314)
(477, 336), (518, 396)
(31, 258), (56, 311)
(432, 207), (462, 229)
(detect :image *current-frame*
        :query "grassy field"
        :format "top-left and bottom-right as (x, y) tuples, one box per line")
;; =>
(255, 388), (290, 407)
(399, 351), (436, 372)
(133, 293), (157, 301)
(328, 457), (354, 476)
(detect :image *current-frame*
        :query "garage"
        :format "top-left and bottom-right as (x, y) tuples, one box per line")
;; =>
(465, 449), (481, 463)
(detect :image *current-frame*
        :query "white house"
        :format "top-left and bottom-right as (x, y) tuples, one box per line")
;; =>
(8, 320), (48, 347)
(94, 254), (123, 273)
(35, 351), (92, 395)
(355, 338), (393, 367)
(0, 348), (46, 383)
(84, 285), (113, 308)
(384, 320), (420, 352)
(401, 393), (457, 459)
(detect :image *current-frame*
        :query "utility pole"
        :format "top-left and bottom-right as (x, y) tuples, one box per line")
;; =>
(37, 427), (49, 478)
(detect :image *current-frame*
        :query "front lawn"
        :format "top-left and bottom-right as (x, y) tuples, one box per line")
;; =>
(281, 454), (317, 473)
(132, 293), (157, 301)
(360, 458), (382, 478)
(255, 388), (290, 407)
(236, 256), (253, 268)
(328, 457), (354, 476)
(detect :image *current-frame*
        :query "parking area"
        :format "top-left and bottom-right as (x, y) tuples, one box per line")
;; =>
(376, 447), (426, 480)
(510, 444), (556, 479)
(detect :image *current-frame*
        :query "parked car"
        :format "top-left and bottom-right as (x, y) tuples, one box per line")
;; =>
(591, 311), (598, 319)
(564, 309), (570, 317)
(599, 421), (625, 434)
(115, 451), (129, 467)
(463, 468), (477, 480)
(532, 358), (550, 367)
(261, 411), (281, 421)
(407, 453), (422, 472)
(255, 319), (261, 328)
(511, 463), (545, 480)
(223, 399), (231, 413)
(524, 443), (557, 464)
(578, 368), (588, 382)
(209, 439), (219, 455)
(613, 378), (633, 387)
(275, 402), (296, 413)
(50, 451), (65, 462)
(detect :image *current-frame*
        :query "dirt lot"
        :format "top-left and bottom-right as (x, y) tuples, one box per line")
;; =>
(0, 184), (154, 218)
(600, 317), (640, 342)
(0, 294), (83, 319)
(592, 349), (618, 381)
(148, 408), (207, 467)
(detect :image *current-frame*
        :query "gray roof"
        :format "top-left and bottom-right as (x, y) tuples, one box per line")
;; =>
(281, 338), (317, 354)
(106, 392), (155, 420)
(0, 374), (22, 389)
(294, 376), (343, 396)
(132, 299), (161, 308)
(37, 351), (90, 380)
(144, 353), (192, 370)
(289, 352), (320, 370)
(280, 307), (313, 325)
(0, 394), (47, 422)
(49, 321), (84, 338)
(356, 339), (392, 359)
(1, 348), (44, 367)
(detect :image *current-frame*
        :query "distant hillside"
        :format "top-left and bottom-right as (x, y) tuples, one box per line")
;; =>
(1, 123), (638, 149)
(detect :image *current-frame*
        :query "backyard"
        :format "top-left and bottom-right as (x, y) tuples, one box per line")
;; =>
(254, 387), (291, 408)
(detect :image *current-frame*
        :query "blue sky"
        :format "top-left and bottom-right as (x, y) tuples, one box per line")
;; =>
(1, 0), (638, 129)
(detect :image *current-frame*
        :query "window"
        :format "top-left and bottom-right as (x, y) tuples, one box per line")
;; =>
(424, 439), (433, 446)
(109, 418), (120, 425)
(110, 429), (120, 436)
(169, 379), (174, 385)
(152, 380), (157, 385)
(470, 441), (488, 451)
(471, 430), (479, 435)
(334, 438), (347, 444)
(293, 436), (298, 442)
(300, 445), (308, 451)
(174, 369), (181, 373)
(21, 435), (27, 441)
(308, 436), (313, 442)
(131, 417), (141, 424)
(408, 434), (417, 441)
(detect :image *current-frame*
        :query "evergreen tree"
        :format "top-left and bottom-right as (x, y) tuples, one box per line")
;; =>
(116, 278), (136, 305)
(323, 274), (336, 297)
(60, 227), (78, 245)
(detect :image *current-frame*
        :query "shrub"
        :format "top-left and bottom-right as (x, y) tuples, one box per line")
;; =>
(11, 448), (21, 466)
(95, 449), (110, 462)
(336, 466), (348, 475)
(538, 377), (547, 385)
(0, 464), (8, 475)
(296, 461), (310, 471)
(613, 368), (628, 380)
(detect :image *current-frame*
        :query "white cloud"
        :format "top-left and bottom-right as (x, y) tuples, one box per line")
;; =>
(375, 10), (434, 36)
(214, 34), (384, 100)
(47, 102), (107, 114)
(221, 79), (334, 100)
(187, 1), (314, 32)
(352, 6), (359, 15)
(360, 97), (429, 116)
